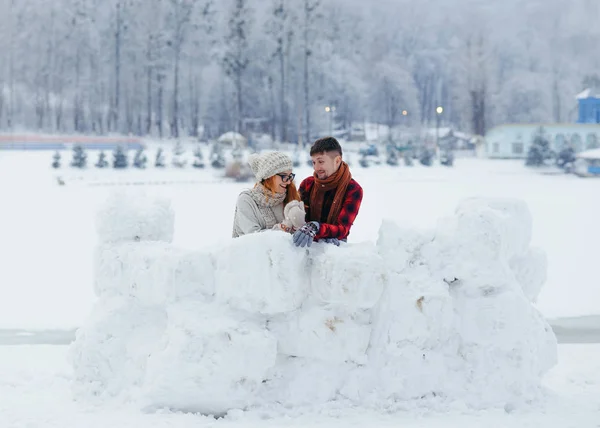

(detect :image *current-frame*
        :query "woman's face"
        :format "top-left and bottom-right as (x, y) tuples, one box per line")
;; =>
(273, 170), (295, 193)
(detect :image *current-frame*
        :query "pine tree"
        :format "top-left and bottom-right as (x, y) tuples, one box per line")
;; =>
(133, 147), (148, 168)
(70, 145), (87, 168)
(210, 142), (225, 168)
(386, 143), (399, 166)
(172, 141), (187, 168)
(192, 144), (205, 168)
(292, 148), (301, 167)
(556, 146), (575, 171)
(359, 152), (369, 168)
(419, 148), (433, 166)
(223, 0), (253, 134)
(113, 146), (129, 168)
(52, 151), (61, 169)
(440, 148), (455, 166)
(95, 151), (109, 168)
(525, 128), (553, 167)
(155, 148), (166, 168)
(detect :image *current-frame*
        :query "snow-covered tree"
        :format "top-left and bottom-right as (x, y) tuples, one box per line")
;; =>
(113, 146), (128, 168)
(52, 151), (61, 168)
(192, 144), (205, 168)
(0, 0), (598, 138)
(172, 140), (187, 167)
(155, 147), (166, 167)
(95, 151), (109, 168)
(222, 0), (253, 134)
(133, 147), (147, 168)
(71, 145), (87, 168)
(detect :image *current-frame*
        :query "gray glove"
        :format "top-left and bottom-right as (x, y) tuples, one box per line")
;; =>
(292, 221), (319, 247)
(323, 237), (340, 246)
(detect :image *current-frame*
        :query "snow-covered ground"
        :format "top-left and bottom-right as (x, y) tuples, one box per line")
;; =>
(0, 149), (599, 427)
(0, 150), (598, 329)
(1, 344), (599, 427)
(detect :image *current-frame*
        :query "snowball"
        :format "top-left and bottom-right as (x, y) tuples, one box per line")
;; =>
(509, 247), (547, 302)
(140, 302), (277, 416)
(268, 304), (371, 364)
(69, 297), (167, 400)
(214, 232), (308, 314)
(96, 191), (175, 244)
(308, 242), (385, 309)
(94, 242), (215, 304)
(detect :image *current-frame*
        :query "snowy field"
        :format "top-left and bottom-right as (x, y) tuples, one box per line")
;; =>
(0, 150), (598, 329)
(1, 149), (599, 427)
(1, 344), (599, 427)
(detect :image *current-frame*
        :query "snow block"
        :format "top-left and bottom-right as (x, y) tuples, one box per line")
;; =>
(309, 242), (385, 309)
(258, 356), (355, 407)
(214, 231), (309, 315)
(72, 194), (558, 414)
(140, 302), (277, 416)
(96, 190), (175, 245)
(268, 304), (371, 364)
(69, 297), (167, 400)
(94, 242), (215, 304)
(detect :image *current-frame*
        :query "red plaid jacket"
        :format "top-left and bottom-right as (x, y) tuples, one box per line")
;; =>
(298, 176), (363, 241)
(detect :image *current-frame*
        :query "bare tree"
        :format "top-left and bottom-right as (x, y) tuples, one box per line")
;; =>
(222, 0), (253, 134)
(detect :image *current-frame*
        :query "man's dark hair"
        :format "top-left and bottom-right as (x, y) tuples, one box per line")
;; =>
(310, 137), (343, 157)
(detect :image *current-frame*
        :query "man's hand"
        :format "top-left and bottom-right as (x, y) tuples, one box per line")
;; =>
(292, 221), (319, 247)
(323, 237), (340, 246)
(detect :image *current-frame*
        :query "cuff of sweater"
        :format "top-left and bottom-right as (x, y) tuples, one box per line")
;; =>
(314, 223), (327, 240)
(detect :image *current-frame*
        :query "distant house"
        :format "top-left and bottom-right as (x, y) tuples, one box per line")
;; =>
(576, 88), (600, 124)
(484, 124), (600, 159)
(484, 88), (600, 159)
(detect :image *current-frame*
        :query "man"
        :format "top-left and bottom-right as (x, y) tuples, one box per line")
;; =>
(292, 137), (363, 247)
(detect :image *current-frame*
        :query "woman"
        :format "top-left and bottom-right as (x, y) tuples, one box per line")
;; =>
(232, 151), (305, 238)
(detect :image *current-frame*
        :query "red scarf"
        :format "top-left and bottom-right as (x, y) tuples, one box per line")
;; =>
(309, 161), (352, 224)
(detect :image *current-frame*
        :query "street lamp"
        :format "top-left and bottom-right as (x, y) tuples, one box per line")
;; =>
(325, 105), (336, 135)
(436, 106), (443, 150)
(402, 110), (408, 116)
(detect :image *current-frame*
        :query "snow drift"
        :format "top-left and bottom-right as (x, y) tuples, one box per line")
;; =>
(69, 191), (557, 415)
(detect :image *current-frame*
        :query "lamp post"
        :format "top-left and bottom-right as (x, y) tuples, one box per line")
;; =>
(435, 106), (443, 150)
(325, 105), (336, 136)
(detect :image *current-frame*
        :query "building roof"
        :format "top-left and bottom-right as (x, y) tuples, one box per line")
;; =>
(576, 148), (600, 160)
(576, 88), (600, 100)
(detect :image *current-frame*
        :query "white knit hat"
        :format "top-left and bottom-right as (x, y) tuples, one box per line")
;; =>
(248, 152), (293, 181)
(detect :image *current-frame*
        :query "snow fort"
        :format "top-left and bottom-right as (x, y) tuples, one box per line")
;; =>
(69, 190), (557, 415)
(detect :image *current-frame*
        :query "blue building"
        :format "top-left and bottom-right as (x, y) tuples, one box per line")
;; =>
(576, 88), (600, 124)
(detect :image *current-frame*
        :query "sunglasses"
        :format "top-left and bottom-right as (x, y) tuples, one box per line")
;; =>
(276, 173), (296, 183)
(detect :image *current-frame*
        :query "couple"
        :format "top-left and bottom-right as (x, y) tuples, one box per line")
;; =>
(232, 137), (363, 247)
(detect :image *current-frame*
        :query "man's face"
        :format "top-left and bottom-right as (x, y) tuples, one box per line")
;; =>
(311, 152), (341, 179)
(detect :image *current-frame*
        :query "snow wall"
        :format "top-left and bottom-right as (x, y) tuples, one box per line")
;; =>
(69, 191), (558, 415)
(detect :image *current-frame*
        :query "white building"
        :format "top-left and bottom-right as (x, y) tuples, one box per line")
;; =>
(484, 124), (600, 159)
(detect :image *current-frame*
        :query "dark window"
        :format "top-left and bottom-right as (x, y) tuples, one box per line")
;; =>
(512, 142), (524, 154)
